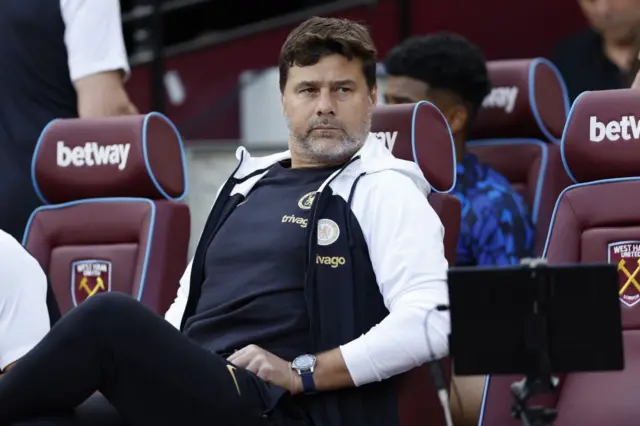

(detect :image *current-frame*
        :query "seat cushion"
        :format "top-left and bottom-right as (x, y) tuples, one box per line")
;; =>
(24, 198), (190, 315)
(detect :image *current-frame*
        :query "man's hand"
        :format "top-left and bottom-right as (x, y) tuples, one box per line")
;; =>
(632, 50), (640, 89)
(74, 70), (139, 118)
(632, 69), (640, 89)
(227, 345), (302, 395)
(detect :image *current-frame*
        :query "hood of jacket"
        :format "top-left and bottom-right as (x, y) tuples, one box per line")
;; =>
(231, 132), (431, 195)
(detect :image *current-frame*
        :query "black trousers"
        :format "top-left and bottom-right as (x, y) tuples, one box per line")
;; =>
(0, 292), (309, 426)
(10, 394), (122, 426)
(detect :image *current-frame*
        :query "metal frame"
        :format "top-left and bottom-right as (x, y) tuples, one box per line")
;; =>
(127, 0), (378, 66)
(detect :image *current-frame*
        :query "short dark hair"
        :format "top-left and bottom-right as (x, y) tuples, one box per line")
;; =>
(279, 17), (377, 93)
(384, 33), (490, 119)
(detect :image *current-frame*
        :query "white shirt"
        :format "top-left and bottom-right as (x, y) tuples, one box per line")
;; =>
(60, 0), (130, 82)
(0, 231), (49, 370)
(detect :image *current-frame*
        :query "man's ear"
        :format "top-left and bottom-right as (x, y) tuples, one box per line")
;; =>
(370, 84), (378, 105)
(444, 104), (469, 136)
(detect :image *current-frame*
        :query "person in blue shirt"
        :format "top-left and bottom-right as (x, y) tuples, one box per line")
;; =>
(383, 32), (535, 267)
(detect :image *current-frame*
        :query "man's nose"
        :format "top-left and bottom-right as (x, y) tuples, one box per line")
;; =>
(593, 0), (613, 17)
(315, 89), (336, 116)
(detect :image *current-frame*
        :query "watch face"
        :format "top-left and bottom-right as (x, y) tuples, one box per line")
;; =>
(293, 354), (316, 370)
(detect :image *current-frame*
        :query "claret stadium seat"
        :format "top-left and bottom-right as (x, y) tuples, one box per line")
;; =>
(372, 101), (458, 426)
(372, 101), (459, 264)
(480, 88), (640, 426)
(467, 58), (572, 254)
(23, 113), (191, 316)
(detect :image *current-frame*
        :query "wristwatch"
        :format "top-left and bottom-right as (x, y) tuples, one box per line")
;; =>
(291, 354), (317, 394)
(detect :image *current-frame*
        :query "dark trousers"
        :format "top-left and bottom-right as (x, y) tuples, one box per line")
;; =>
(10, 394), (122, 426)
(0, 293), (309, 426)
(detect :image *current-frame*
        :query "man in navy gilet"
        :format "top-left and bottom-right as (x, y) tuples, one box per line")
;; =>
(0, 17), (450, 426)
(0, 0), (136, 242)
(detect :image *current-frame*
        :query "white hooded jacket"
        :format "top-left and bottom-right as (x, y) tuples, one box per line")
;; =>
(165, 132), (450, 387)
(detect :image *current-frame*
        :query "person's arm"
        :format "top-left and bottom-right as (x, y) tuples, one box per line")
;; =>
(229, 170), (450, 394)
(164, 261), (192, 329)
(0, 233), (50, 373)
(632, 48), (640, 88)
(333, 170), (450, 388)
(60, 0), (138, 117)
(632, 70), (640, 89)
(472, 195), (534, 266)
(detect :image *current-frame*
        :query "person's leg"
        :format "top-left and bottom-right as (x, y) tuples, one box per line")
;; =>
(10, 394), (123, 426)
(0, 292), (285, 426)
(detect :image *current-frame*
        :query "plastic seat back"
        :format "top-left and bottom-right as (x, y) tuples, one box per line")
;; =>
(468, 58), (572, 254)
(24, 113), (191, 315)
(480, 89), (640, 425)
(372, 102), (458, 426)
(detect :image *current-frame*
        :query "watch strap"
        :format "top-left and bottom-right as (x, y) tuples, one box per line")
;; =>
(300, 370), (316, 394)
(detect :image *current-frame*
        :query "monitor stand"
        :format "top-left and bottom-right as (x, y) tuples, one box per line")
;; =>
(509, 258), (557, 426)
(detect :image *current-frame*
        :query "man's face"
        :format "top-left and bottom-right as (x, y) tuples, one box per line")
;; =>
(282, 54), (376, 166)
(579, 0), (640, 42)
(384, 75), (468, 136)
(384, 75), (430, 105)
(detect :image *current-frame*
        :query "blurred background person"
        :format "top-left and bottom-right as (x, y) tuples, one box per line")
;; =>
(551, 0), (640, 102)
(383, 33), (535, 267)
(383, 33), (536, 426)
(0, 0), (137, 243)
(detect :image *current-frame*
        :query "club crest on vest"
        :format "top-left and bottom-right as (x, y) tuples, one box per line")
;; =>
(317, 219), (340, 246)
(298, 192), (315, 210)
(608, 241), (640, 307)
(71, 260), (112, 307)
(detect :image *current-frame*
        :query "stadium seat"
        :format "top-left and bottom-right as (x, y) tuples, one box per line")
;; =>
(480, 88), (640, 426)
(467, 58), (572, 254)
(23, 113), (191, 316)
(372, 101), (458, 426)
(372, 101), (459, 263)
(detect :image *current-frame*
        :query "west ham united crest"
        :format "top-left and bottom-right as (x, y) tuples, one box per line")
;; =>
(608, 241), (640, 307)
(71, 260), (112, 307)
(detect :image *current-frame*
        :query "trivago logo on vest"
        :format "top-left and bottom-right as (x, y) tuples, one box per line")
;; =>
(56, 141), (131, 170)
(589, 115), (640, 143)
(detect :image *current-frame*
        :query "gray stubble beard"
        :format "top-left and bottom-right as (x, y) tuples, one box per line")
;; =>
(289, 108), (372, 166)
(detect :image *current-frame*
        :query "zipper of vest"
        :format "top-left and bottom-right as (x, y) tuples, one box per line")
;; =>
(303, 156), (361, 349)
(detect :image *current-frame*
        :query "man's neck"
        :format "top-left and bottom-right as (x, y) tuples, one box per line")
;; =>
(290, 158), (334, 169)
(603, 35), (639, 71)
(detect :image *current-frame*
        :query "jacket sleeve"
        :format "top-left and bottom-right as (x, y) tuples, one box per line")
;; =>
(60, 0), (130, 82)
(339, 171), (450, 386)
(470, 194), (534, 266)
(164, 261), (192, 329)
(0, 232), (50, 369)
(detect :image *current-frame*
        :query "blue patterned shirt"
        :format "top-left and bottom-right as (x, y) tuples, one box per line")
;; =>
(452, 153), (535, 266)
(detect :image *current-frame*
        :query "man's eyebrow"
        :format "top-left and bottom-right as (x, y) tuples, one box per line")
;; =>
(294, 80), (321, 90)
(387, 95), (414, 103)
(294, 79), (357, 89)
(331, 79), (356, 87)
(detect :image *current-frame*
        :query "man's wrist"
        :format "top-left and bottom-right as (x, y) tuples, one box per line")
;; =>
(291, 354), (317, 394)
(292, 372), (304, 395)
